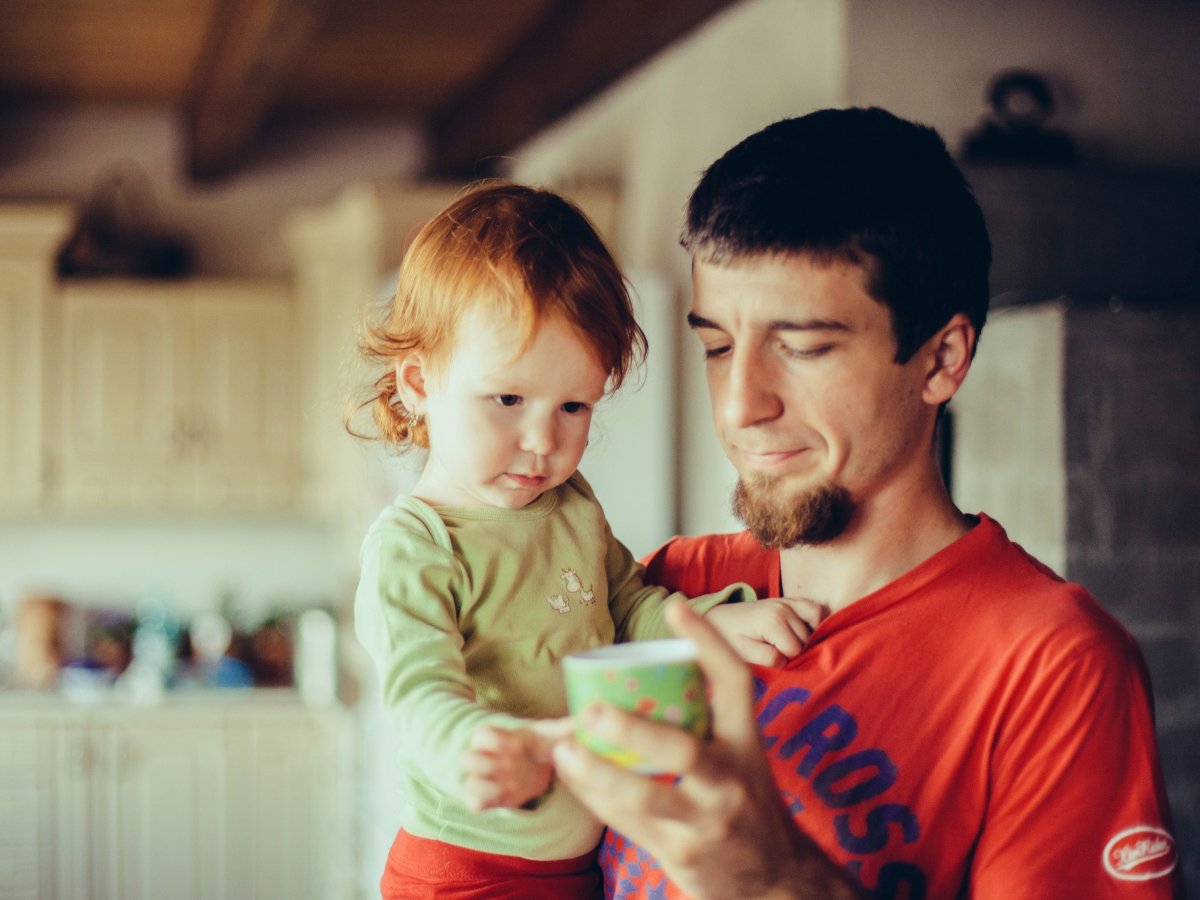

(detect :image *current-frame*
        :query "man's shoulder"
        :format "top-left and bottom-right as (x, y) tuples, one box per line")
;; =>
(641, 531), (776, 596)
(641, 530), (768, 569)
(963, 515), (1140, 660)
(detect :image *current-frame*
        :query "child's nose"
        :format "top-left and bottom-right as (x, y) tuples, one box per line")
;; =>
(520, 418), (557, 457)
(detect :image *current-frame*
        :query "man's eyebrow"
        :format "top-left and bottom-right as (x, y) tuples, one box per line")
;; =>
(686, 311), (850, 333)
(687, 312), (721, 330)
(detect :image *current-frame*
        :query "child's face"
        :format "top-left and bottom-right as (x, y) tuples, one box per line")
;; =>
(411, 305), (609, 510)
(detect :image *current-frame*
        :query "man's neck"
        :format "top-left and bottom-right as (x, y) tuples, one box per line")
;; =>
(778, 482), (971, 614)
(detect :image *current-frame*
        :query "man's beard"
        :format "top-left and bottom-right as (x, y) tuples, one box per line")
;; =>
(731, 475), (855, 549)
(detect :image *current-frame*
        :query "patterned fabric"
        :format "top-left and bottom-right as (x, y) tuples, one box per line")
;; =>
(601, 831), (679, 900)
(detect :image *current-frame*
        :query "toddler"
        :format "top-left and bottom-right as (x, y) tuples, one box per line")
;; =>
(352, 182), (816, 899)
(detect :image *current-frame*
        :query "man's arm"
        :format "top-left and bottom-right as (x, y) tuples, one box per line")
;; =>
(553, 601), (868, 900)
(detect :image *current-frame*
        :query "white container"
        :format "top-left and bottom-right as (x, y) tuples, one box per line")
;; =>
(294, 609), (337, 706)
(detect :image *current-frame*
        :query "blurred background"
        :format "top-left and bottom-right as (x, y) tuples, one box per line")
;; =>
(0, 0), (1197, 897)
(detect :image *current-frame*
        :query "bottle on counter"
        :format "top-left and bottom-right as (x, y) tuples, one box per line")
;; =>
(295, 608), (337, 706)
(116, 595), (182, 703)
(185, 611), (252, 689)
(12, 596), (67, 690)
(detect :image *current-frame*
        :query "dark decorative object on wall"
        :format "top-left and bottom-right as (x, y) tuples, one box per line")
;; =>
(56, 161), (192, 278)
(963, 69), (1077, 165)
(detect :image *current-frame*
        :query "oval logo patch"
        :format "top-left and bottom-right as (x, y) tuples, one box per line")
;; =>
(1103, 826), (1177, 881)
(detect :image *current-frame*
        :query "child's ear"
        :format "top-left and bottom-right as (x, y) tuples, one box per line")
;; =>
(922, 313), (975, 407)
(395, 355), (429, 411)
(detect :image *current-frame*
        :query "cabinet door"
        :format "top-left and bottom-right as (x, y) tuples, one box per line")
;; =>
(190, 285), (297, 511)
(57, 283), (184, 508)
(0, 262), (46, 513)
(52, 723), (95, 900)
(54, 280), (300, 513)
(226, 712), (346, 900)
(91, 720), (228, 900)
(0, 205), (73, 514)
(0, 721), (66, 900)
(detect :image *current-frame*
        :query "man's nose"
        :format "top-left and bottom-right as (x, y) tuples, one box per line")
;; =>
(722, 353), (783, 428)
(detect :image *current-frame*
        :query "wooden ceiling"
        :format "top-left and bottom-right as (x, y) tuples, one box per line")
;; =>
(0, 0), (739, 180)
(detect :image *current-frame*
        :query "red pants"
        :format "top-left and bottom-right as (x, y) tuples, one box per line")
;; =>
(380, 829), (603, 899)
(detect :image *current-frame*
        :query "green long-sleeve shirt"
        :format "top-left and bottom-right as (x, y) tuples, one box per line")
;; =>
(355, 471), (752, 860)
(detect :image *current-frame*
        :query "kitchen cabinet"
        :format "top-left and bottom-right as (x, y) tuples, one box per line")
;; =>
(0, 262), (45, 514)
(53, 279), (299, 513)
(51, 714), (228, 900)
(0, 693), (351, 900)
(0, 206), (74, 515)
(0, 719), (58, 900)
(226, 704), (350, 899)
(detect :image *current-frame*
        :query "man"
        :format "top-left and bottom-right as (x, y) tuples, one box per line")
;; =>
(552, 108), (1180, 899)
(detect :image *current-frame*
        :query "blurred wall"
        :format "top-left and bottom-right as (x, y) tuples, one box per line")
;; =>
(0, 519), (342, 619)
(847, 0), (1200, 170)
(0, 106), (425, 276)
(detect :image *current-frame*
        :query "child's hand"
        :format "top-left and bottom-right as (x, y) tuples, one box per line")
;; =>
(461, 718), (574, 811)
(704, 597), (826, 666)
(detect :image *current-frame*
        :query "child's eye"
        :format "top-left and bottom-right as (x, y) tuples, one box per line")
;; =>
(703, 345), (731, 360)
(492, 394), (522, 407)
(561, 401), (591, 415)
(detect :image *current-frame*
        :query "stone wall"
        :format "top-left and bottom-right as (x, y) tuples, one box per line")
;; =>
(1065, 302), (1200, 888)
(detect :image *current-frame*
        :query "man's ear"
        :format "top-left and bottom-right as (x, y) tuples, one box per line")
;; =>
(922, 313), (976, 406)
(395, 355), (429, 412)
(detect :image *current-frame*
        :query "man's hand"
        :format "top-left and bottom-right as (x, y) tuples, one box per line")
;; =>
(552, 601), (865, 900)
(706, 595), (826, 666)
(461, 718), (573, 812)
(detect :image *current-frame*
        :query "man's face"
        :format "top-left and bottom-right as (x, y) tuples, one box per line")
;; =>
(689, 254), (937, 548)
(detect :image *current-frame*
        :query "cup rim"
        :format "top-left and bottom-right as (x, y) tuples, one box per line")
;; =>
(564, 637), (697, 667)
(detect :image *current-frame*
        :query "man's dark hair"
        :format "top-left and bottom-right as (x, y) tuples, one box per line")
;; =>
(682, 107), (992, 362)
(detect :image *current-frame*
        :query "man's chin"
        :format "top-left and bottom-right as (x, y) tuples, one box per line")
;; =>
(731, 476), (854, 549)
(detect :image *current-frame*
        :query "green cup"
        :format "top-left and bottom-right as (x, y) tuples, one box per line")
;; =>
(562, 638), (709, 773)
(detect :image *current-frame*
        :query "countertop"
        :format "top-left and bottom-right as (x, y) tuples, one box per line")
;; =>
(0, 686), (345, 722)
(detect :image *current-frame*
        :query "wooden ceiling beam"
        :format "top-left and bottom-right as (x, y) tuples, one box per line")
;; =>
(428, 0), (741, 178)
(185, 0), (332, 180)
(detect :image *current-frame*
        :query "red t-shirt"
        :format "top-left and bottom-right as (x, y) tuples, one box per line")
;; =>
(601, 515), (1181, 899)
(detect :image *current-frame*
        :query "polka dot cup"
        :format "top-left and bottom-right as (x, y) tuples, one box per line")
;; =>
(563, 638), (709, 774)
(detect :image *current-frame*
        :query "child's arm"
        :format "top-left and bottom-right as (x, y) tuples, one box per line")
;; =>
(460, 718), (573, 812)
(356, 516), (527, 802)
(461, 597), (826, 811)
(597, 505), (825, 663)
(704, 596), (826, 666)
